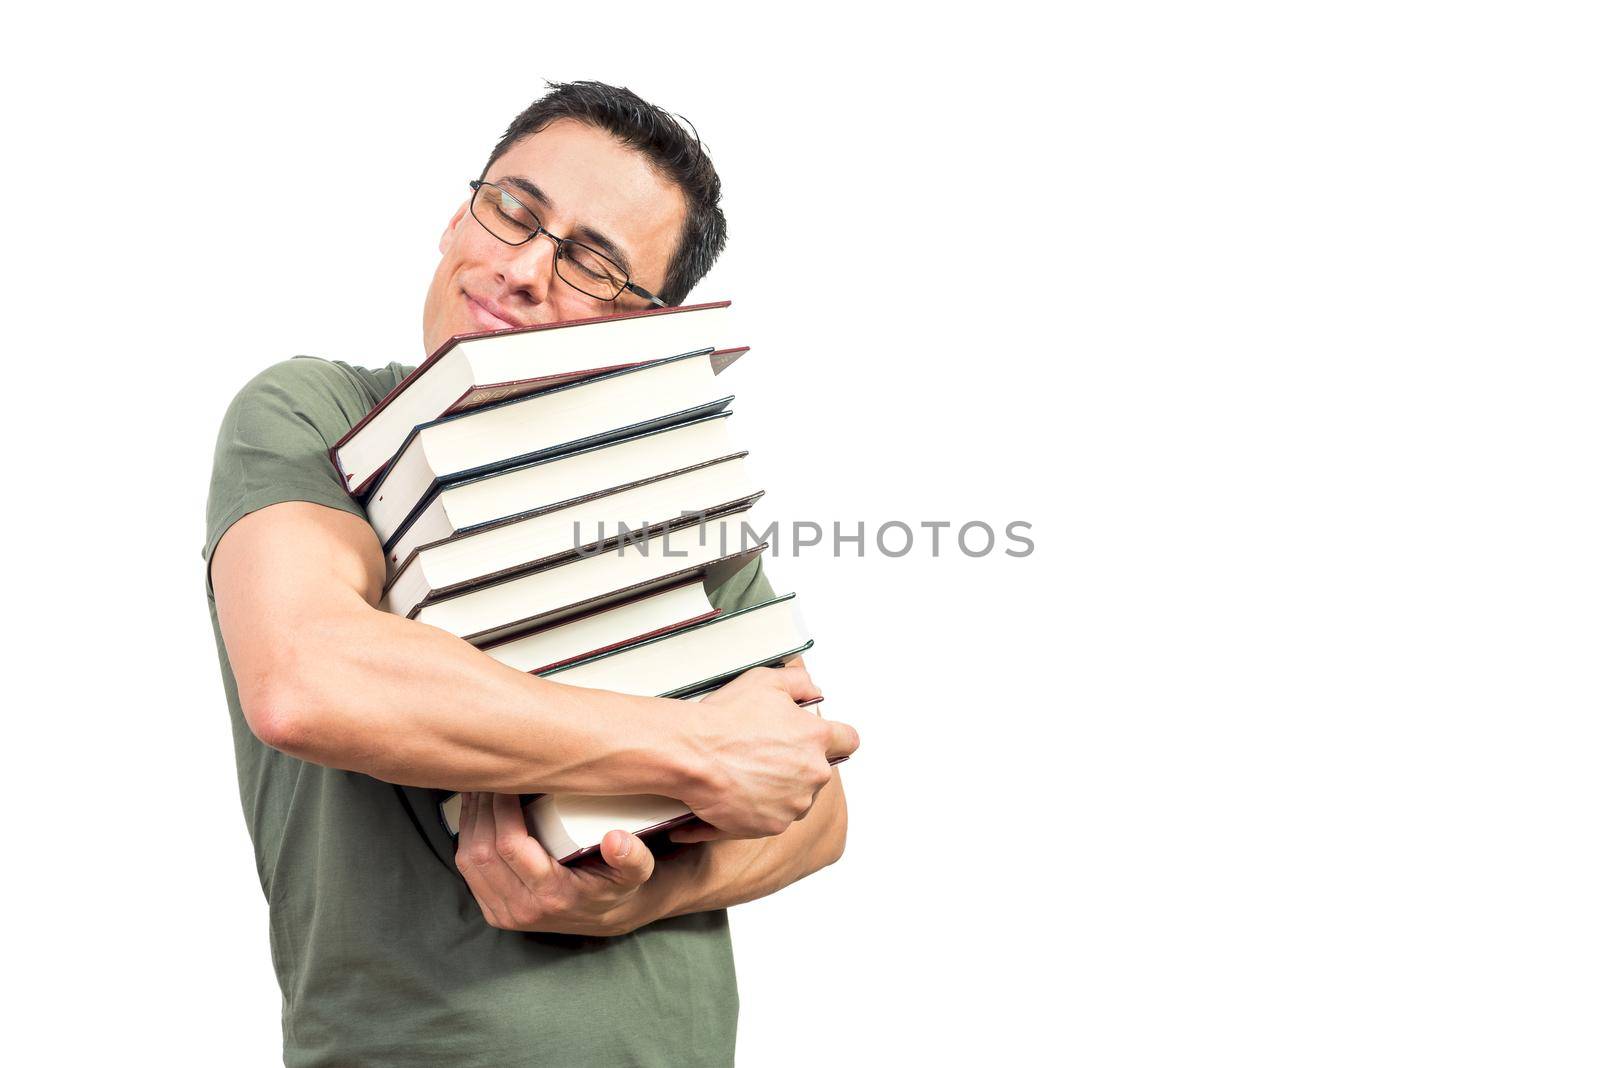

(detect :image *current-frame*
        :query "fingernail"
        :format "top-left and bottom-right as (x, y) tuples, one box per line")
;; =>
(614, 833), (632, 857)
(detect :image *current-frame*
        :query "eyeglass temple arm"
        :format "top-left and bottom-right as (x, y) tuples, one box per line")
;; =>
(626, 282), (668, 308)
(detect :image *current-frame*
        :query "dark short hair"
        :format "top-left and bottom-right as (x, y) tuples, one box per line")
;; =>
(482, 81), (727, 307)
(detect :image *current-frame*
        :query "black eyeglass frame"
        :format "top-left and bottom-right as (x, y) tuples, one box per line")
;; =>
(467, 179), (667, 308)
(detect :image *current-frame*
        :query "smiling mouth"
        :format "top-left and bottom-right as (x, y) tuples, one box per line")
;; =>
(463, 291), (520, 331)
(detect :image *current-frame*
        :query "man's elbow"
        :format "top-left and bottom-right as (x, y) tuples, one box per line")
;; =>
(243, 697), (307, 758)
(234, 623), (370, 764)
(242, 663), (410, 777)
(241, 676), (326, 760)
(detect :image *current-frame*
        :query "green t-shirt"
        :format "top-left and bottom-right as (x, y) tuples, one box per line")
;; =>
(201, 355), (773, 1068)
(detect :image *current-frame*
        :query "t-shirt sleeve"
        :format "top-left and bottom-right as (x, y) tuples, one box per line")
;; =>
(202, 357), (372, 596)
(705, 555), (776, 614)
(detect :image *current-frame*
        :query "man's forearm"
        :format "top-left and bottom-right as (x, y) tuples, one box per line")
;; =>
(253, 599), (710, 799)
(217, 503), (848, 842)
(643, 771), (848, 922)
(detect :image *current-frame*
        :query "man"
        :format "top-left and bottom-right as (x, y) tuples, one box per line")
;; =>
(202, 81), (859, 1067)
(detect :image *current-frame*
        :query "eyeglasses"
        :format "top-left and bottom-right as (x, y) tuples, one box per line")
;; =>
(467, 179), (667, 307)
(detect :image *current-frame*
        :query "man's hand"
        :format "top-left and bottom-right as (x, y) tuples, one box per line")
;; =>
(679, 663), (859, 840)
(455, 792), (656, 937)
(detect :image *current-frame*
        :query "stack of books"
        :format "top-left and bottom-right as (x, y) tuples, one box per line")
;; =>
(331, 302), (819, 863)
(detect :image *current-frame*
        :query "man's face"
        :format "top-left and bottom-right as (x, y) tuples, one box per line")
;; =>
(422, 118), (689, 355)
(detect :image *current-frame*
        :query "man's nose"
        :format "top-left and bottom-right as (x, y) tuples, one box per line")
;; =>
(502, 231), (559, 305)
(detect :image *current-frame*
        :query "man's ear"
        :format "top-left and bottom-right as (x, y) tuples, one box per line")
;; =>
(439, 201), (470, 254)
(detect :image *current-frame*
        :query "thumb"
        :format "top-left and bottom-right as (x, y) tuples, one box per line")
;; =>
(824, 718), (861, 761)
(599, 830), (655, 886)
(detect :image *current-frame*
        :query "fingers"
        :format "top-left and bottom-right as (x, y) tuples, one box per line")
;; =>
(455, 792), (517, 927)
(597, 830), (656, 886)
(457, 788), (481, 841)
(455, 793), (549, 918)
(455, 794), (659, 934)
(490, 791), (556, 889)
(668, 796), (815, 845)
(770, 662), (823, 702)
(823, 718), (860, 762)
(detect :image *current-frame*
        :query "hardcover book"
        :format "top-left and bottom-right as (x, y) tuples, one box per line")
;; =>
(363, 350), (735, 544)
(438, 596), (819, 861)
(381, 410), (738, 567)
(379, 455), (758, 618)
(439, 703), (836, 862)
(409, 518), (766, 647)
(479, 581), (721, 675)
(330, 300), (741, 496)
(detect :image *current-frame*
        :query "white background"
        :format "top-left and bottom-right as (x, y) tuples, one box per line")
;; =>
(5, 2), (1597, 1065)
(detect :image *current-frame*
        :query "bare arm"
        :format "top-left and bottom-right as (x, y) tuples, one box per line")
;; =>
(454, 770), (848, 937)
(651, 770), (849, 920)
(211, 500), (857, 835)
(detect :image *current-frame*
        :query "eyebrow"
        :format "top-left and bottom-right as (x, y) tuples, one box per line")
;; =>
(499, 175), (551, 208)
(498, 174), (636, 277)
